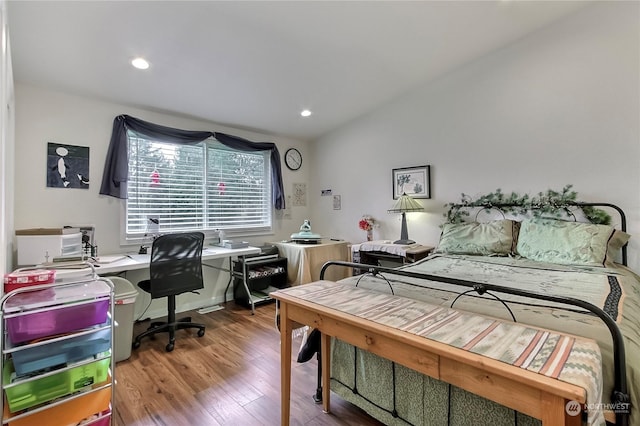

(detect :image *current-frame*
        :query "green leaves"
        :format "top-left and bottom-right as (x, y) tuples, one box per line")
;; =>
(444, 185), (611, 225)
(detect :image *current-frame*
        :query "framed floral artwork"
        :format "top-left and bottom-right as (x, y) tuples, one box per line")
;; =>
(392, 165), (430, 199)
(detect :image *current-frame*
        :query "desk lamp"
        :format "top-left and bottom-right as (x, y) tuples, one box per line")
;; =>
(388, 193), (424, 244)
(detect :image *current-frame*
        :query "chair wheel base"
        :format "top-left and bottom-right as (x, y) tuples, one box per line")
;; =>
(132, 320), (206, 351)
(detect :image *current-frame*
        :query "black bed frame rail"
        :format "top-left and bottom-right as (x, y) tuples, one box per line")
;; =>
(319, 260), (631, 426)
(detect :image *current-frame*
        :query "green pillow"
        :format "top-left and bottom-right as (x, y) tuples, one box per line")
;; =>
(515, 218), (626, 267)
(436, 220), (515, 256)
(605, 229), (631, 266)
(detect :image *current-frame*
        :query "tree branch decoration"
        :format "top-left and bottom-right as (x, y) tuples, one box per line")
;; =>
(444, 185), (611, 225)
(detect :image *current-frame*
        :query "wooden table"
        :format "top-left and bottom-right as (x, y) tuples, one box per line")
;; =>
(273, 281), (587, 426)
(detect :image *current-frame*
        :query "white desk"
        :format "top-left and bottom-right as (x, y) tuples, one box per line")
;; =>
(90, 246), (261, 275)
(51, 246), (261, 316)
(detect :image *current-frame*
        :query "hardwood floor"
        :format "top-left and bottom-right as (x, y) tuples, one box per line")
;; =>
(114, 301), (384, 426)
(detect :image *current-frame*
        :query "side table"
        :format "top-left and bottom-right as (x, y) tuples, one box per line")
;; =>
(356, 240), (434, 269)
(272, 240), (350, 285)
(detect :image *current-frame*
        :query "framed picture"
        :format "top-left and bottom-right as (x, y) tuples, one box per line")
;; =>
(392, 165), (431, 199)
(47, 142), (90, 189)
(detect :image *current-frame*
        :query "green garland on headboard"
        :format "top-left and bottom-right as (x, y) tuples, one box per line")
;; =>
(444, 185), (611, 225)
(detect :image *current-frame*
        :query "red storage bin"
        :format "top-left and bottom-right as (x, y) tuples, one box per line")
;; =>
(4, 269), (56, 293)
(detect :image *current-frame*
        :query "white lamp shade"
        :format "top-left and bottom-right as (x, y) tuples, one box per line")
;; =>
(387, 193), (424, 244)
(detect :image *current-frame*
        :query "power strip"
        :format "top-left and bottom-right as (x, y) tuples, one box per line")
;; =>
(197, 305), (224, 314)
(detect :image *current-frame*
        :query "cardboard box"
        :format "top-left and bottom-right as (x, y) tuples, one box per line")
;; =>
(15, 228), (80, 235)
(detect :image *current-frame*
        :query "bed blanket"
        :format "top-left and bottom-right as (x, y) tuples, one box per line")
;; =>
(338, 254), (640, 425)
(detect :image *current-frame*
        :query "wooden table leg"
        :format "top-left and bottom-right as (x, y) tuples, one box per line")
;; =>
(321, 332), (331, 414)
(280, 302), (292, 426)
(541, 394), (581, 426)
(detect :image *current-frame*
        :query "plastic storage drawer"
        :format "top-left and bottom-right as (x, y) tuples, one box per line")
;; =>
(8, 326), (111, 376)
(5, 300), (109, 345)
(82, 409), (111, 426)
(3, 356), (111, 413)
(2, 385), (111, 426)
(3, 279), (111, 345)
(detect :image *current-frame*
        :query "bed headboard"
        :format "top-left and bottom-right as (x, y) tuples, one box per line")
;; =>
(445, 201), (628, 266)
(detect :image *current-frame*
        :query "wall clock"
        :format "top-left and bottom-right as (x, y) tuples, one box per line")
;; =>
(285, 148), (302, 171)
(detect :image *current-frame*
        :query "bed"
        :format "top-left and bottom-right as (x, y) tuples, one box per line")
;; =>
(314, 202), (639, 426)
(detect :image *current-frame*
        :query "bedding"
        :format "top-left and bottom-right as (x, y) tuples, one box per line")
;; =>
(434, 219), (516, 256)
(515, 218), (629, 267)
(330, 254), (640, 426)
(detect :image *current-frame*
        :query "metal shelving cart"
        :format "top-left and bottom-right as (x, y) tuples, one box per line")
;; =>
(0, 264), (115, 426)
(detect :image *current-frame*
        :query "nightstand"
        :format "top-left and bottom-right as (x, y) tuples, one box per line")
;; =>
(355, 241), (434, 269)
(404, 244), (435, 263)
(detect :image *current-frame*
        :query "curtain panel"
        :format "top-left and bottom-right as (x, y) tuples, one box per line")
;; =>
(99, 114), (286, 209)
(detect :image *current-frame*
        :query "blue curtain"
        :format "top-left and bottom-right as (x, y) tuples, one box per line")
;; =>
(99, 114), (286, 209)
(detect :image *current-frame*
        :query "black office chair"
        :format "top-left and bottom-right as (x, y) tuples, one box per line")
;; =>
(132, 232), (206, 352)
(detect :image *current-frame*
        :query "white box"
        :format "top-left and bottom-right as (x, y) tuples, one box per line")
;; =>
(16, 233), (83, 266)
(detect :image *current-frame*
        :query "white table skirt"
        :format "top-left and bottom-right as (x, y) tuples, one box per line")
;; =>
(272, 240), (350, 285)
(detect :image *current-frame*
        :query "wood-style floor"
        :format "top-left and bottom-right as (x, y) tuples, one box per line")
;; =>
(114, 301), (384, 426)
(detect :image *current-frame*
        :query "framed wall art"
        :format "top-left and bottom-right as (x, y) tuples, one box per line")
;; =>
(47, 142), (90, 189)
(392, 165), (431, 199)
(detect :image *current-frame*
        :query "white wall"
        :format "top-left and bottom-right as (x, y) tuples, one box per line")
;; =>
(13, 84), (311, 317)
(0, 0), (14, 275)
(10, 1), (640, 316)
(310, 2), (640, 270)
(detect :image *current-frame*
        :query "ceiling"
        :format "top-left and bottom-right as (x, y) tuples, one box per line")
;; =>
(7, 1), (589, 141)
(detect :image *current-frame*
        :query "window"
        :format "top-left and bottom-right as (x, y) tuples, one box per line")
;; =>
(126, 132), (272, 239)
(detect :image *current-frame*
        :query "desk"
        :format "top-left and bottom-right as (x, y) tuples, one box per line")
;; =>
(89, 246), (260, 275)
(272, 240), (350, 285)
(52, 246), (261, 315)
(273, 281), (591, 426)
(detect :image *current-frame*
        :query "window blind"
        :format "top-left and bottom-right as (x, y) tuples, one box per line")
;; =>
(126, 134), (271, 239)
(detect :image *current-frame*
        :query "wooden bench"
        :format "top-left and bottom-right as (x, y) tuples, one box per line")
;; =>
(273, 280), (603, 426)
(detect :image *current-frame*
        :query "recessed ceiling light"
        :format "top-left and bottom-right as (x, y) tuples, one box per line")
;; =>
(131, 57), (150, 70)
(300, 109), (312, 117)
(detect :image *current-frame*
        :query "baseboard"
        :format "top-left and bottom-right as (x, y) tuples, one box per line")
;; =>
(142, 292), (232, 320)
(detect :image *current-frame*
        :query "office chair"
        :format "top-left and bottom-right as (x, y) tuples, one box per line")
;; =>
(132, 232), (206, 352)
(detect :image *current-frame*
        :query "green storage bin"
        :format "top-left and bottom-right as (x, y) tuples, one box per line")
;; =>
(3, 353), (110, 413)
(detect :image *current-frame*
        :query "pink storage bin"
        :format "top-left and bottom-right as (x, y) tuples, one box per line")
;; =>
(77, 408), (111, 426)
(6, 300), (109, 345)
(4, 279), (111, 345)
